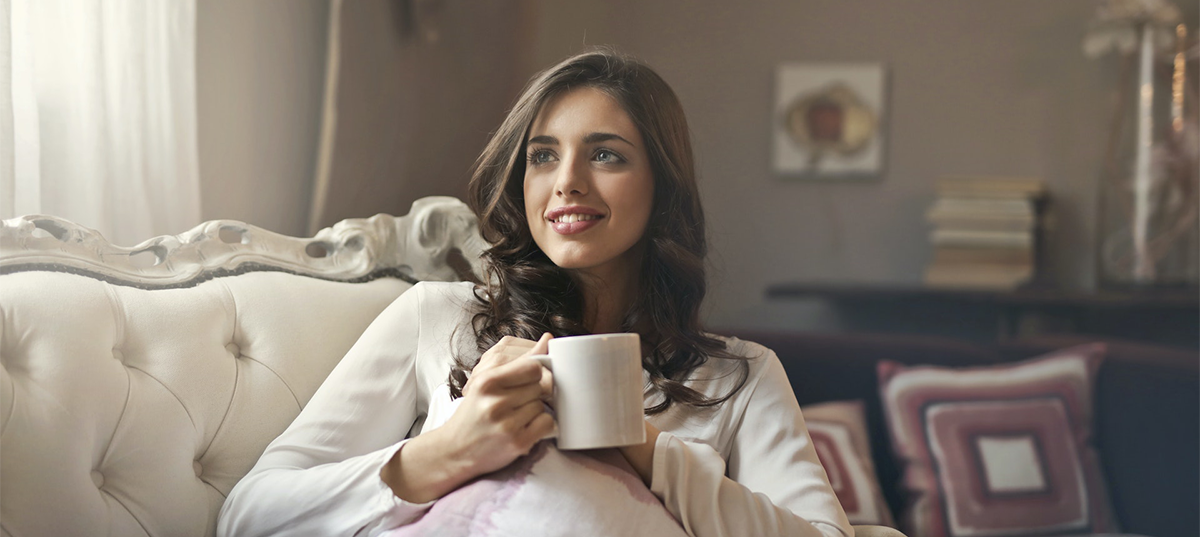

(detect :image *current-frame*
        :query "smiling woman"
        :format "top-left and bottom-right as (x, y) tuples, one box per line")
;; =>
(217, 48), (853, 537)
(459, 50), (740, 415)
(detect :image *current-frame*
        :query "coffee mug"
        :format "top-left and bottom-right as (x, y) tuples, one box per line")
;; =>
(529, 333), (647, 450)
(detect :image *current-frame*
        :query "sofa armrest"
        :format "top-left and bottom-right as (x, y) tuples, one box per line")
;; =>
(853, 525), (907, 537)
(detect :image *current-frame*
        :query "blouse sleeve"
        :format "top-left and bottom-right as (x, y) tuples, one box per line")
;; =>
(649, 350), (853, 537)
(217, 285), (435, 537)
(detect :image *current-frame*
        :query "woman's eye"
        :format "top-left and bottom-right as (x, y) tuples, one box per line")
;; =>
(595, 149), (621, 163)
(528, 149), (554, 165)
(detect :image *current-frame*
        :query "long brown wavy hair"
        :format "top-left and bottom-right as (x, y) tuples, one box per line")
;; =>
(448, 48), (748, 416)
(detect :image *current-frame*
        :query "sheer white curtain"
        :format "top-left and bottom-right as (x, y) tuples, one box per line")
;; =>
(1, 0), (200, 247)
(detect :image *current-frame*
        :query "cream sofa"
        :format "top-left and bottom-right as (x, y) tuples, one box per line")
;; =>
(0, 197), (486, 536)
(0, 196), (901, 537)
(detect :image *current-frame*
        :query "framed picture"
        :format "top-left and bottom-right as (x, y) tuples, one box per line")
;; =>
(772, 63), (887, 178)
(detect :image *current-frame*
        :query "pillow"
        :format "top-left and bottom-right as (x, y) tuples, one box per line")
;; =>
(801, 400), (895, 527)
(384, 440), (688, 537)
(878, 344), (1119, 537)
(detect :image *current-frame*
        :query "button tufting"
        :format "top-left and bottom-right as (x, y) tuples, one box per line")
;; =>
(112, 348), (123, 362)
(224, 342), (240, 358)
(91, 470), (104, 488)
(193, 460), (203, 477)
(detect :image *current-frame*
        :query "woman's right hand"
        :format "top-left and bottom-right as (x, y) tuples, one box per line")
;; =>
(462, 333), (553, 400)
(381, 334), (556, 503)
(438, 332), (556, 475)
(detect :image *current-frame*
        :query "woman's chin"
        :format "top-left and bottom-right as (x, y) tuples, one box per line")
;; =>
(543, 250), (598, 270)
(548, 245), (644, 277)
(550, 258), (594, 271)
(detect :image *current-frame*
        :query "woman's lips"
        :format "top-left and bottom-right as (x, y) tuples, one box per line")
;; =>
(550, 217), (602, 235)
(546, 206), (604, 235)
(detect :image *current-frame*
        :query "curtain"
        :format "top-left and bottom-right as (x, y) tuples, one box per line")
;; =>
(308, 0), (343, 236)
(1, 0), (200, 247)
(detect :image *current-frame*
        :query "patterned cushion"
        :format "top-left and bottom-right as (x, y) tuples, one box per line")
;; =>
(878, 344), (1119, 537)
(381, 440), (687, 537)
(802, 400), (895, 527)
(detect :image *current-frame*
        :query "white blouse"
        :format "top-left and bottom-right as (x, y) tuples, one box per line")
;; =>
(216, 281), (852, 537)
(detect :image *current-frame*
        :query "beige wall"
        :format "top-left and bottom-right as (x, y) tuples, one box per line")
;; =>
(309, 0), (539, 231)
(192, 1), (1194, 329)
(196, 0), (328, 236)
(529, 0), (1196, 328)
(194, 0), (536, 236)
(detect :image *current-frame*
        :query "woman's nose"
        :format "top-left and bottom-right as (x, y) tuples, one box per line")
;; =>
(554, 155), (589, 197)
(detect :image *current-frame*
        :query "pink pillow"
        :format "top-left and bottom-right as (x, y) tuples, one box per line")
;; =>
(801, 400), (895, 527)
(878, 344), (1119, 537)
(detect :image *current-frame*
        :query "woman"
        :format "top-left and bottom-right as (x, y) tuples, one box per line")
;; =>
(218, 49), (850, 537)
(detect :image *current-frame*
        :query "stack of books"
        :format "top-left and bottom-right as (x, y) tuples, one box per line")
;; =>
(924, 176), (1047, 290)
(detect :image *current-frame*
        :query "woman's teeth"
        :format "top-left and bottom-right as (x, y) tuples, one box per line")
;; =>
(553, 214), (601, 223)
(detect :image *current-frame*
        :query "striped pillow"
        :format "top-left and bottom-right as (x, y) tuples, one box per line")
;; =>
(878, 344), (1119, 537)
(802, 400), (895, 527)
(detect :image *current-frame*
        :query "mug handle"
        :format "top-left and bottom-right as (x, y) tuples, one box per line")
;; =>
(526, 354), (558, 440)
(528, 354), (552, 370)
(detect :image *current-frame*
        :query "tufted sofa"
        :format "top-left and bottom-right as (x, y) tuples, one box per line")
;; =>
(0, 197), (488, 537)
(0, 196), (906, 537)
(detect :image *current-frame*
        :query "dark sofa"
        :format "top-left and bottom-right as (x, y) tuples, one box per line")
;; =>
(723, 330), (1199, 537)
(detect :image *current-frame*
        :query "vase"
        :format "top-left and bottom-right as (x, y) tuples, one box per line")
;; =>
(1097, 23), (1199, 289)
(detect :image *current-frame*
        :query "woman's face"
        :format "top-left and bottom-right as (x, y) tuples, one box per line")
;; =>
(523, 87), (655, 279)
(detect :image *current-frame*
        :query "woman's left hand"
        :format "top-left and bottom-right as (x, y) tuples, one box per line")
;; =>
(619, 420), (662, 487)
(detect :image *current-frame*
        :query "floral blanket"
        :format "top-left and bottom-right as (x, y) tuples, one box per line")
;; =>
(383, 440), (688, 536)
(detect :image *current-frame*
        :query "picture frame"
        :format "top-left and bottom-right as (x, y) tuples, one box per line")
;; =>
(772, 63), (888, 179)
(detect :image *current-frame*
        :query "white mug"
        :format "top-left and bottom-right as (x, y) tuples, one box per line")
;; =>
(529, 333), (647, 450)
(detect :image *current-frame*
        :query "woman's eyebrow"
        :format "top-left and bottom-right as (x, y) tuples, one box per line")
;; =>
(583, 132), (635, 147)
(526, 132), (635, 147)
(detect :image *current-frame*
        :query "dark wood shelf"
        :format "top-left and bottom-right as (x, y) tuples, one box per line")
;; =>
(766, 282), (1200, 349)
(768, 282), (1199, 307)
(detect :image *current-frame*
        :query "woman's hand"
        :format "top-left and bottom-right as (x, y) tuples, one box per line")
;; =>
(438, 333), (557, 473)
(618, 420), (662, 488)
(382, 334), (556, 503)
(463, 333), (554, 400)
